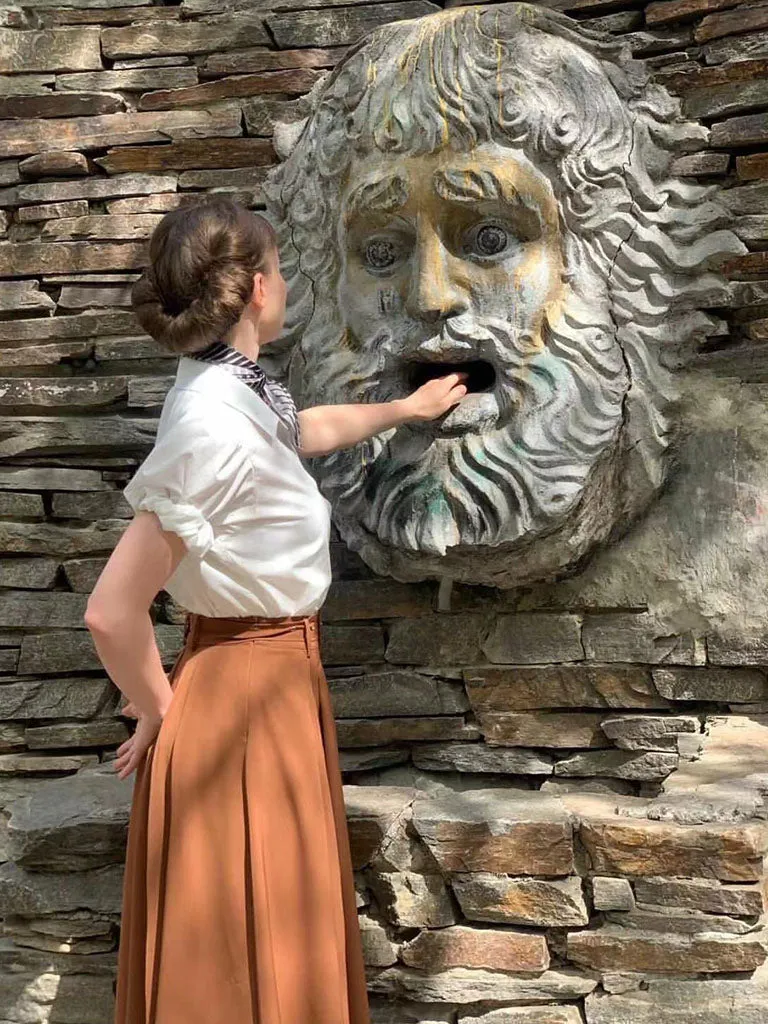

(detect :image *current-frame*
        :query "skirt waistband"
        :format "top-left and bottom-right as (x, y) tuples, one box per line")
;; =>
(183, 612), (320, 646)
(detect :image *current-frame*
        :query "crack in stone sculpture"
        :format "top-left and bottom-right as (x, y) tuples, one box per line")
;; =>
(266, 2), (744, 587)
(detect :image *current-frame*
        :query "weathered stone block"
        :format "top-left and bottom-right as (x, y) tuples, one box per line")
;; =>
(412, 743), (552, 776)
(0, 558), (58, 590)
(452, 873), (588, 927)
(18, 150), (88, 178)
(344, 785), (414, 869)
(465, 665), (667, 712)
(555, 750), (679, 781)
(359, 915), (398, 968)
(568, 926), (766, 974)
(0, 279), (55, 314)
(25, 720), (128, 748)
(593, 877), (635, 912)
(711, 112), (768, 149)
(0, 91), (125, 119)
(600, 715), (699, 751)
(0, 492), (44, 517)
(336, 717), (479, 748)
(340, 748), (410, 773)
(369, 871), (457, 928)
(97, 137), (274, 174)
(368, 966), (596, 1006)
(387, 615), (488, 666)
(7, 765), (132, 869)
(323, 579), (434, 620)
(0, 173), (176, 208)
(330, 670), (468, 718)
(52, 491), (132, 520)
(0, 751), (98, 773)
(632, 877), (763, 916)
(412, 790), (573, 876)
(0, 104), (241, 159)
(17, 199), (88, 222)
(319, 624), (385, 665)
(18, 625), (181, 674)
(139, 68), (322, 111)
(653, 667), (767, 701)
(458, 1009), (583, 1024)
(487, 710), (610, 749)
(102, 15), (269, 58)
(697, 4), (768, 43)
(198, 45), (343, 76)
(0, 676), (113, 720)
(62, 556), (108, 593)
(671, 152), (730, 176)
(580, 818), (768, 881)
(0, 591), (87, 629)
(645, 0), (738, 27)
(58, 284), (134, 309)
(482, 614), (583, 664)
(604, 906), (757, 935)
(0, 862), (123, 917)
(585, 978), (768, 1024)
(41, 214), (161, 241)
(401, 925), (549, 974)
(0, 240), (147, 276)
(583, 614), (695, 664)
(268, 3), (439, 48)
(0, 26), (101, 73)
(56, 67), (198, 92)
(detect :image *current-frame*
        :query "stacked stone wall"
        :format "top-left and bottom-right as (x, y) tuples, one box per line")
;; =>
(2, 0), (768, 1021)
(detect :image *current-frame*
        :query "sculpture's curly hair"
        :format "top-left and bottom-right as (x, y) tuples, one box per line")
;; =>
(265, 3), (745, 583)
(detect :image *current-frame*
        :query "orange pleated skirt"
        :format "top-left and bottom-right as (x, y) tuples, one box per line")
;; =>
(114, 612), (370, 1024)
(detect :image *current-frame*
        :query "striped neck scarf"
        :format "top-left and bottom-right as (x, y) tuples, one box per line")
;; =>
(190, 340), (301, 451)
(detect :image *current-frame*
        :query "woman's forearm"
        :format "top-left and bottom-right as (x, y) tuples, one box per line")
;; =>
(298, 373), (468, 456)
(86, 607), (174, 722)
(299, 400), (410, 456)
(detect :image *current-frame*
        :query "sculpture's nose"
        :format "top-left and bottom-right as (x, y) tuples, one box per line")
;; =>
(406, 221), (468, 325)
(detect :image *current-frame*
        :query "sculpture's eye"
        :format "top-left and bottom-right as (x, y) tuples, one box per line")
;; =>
(465, 222), (513, 261)
(363, 237), (400, 273)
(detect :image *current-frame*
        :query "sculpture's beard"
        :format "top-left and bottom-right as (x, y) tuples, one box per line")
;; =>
(299, 301), (631, 583)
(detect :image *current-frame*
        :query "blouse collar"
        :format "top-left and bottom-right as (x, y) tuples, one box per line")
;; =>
(174, 356), (280, 439)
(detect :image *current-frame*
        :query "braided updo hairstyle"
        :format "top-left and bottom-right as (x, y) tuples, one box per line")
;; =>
(132, 196), (278, 354)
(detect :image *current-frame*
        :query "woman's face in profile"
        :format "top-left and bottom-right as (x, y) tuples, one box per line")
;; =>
(257, 249), (288, 346)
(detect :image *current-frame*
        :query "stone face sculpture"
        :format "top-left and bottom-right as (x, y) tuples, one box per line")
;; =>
(266, 3), (743, 588)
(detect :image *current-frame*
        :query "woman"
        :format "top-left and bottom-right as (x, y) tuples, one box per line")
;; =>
(85, 196), (467, 1024)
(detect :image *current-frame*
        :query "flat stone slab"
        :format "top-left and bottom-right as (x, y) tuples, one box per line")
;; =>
(452, 873), (588, 927)
(585, 978), (768, 1023)
(412, 790), (573, 876)
(568, 925), (766, 973)
(6, 764), (133, 870)
(401, 925), (549, 974)
(369, 966), (597, 1006)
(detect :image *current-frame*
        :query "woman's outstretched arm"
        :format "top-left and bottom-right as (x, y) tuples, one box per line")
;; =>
(298, 371), (467, 457)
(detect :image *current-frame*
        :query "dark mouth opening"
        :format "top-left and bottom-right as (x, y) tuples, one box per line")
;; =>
(407, 360), (497, 394)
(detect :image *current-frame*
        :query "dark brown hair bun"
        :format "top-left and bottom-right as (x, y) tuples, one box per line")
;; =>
(131, 196), (277, 354)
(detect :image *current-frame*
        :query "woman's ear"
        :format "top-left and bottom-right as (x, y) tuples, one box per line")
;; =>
(250, 271), (266, 311)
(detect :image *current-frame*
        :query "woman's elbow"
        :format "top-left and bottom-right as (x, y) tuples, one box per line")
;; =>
(84, 596), (121, 636)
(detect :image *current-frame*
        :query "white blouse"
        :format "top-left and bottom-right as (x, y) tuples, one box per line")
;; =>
(123, 356), (333, 618)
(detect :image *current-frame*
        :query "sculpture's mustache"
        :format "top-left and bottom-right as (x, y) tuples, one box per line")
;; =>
(354, 313), (545, 408)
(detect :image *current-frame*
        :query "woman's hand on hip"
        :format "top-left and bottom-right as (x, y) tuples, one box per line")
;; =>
(114, 712), (164, 779)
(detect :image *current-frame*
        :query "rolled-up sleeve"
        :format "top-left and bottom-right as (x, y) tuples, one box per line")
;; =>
(124, 425), (249, 560)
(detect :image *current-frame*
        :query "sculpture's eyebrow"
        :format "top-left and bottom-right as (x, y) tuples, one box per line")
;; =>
(434, 167), (521, 205)
(434, 167), (545, 232)
(344, 171), (409, 222)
